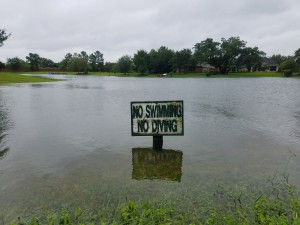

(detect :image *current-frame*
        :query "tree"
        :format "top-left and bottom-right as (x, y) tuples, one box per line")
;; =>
(294, 48), (300, 70)
(40, 57), (57, 68)
(89, 51), (104, 72)
(148, 49), (158, 73)
(133, 50), (150, 74)
(280, 59), (297, 71)
(26, 53), (41, 71)
(236, 47), (265, 72)
(116, 55), (132, 74)
(271, 54), (290, 65)
(148, 46), (174, 73)
(0, 29), (11, 47)
(67, 52), (90, 74)
(59, 53), (72, 70)
(172, 48), (196, 72)
(6, 57), (28, 69)
(194, 37), (247, 74)
(0, 61), (5, 69)
(103, 62), (117, 73)
(156, 46), (174, 73)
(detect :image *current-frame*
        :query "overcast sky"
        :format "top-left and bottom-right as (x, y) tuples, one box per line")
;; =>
(0, 0), (299, 63)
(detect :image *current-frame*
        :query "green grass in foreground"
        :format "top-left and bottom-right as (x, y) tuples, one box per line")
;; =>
(2, 176), (300, 225)
(0, 73), (63, 84)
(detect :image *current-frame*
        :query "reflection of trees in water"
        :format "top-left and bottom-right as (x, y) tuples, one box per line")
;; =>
(0, 147), (9, 160)
(193, 103), (237, 119)
(132, 148), (183, 182)
(0, 91), (11, 160)
(294, 110), (300, 139)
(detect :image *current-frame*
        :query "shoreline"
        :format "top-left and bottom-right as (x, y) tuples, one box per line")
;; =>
(1, 71), (300, 84)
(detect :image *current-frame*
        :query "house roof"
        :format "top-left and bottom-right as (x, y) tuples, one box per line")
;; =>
(196, 62), (214, 68)
(262, 57), (278, 66)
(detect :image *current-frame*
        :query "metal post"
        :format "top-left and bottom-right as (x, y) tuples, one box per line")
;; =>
(153, 136), (163, 150)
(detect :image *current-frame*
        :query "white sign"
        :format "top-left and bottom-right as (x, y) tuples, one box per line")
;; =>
(131, 101), (184, 136)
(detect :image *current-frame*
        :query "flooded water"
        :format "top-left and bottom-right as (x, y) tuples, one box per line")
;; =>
(0, 75), (300, 217)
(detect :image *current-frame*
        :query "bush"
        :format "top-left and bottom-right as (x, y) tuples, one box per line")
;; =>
(205, 71), (219, 76)
(283, 69), (293, 77)
(0, 61), (5, 69)
(280, 59), (298, 75)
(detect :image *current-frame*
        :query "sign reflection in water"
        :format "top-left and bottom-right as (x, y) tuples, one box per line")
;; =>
(132, 148), (183, 182)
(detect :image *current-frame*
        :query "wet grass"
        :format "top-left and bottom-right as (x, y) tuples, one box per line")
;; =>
(2, 174), (299, 225)
(0, 73), (63, 84)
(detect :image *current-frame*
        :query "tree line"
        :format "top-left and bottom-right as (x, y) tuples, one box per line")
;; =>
(1, 29), (299, 75)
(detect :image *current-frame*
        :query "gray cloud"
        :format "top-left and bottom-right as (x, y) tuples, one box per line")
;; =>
(0, 0), (299, 63)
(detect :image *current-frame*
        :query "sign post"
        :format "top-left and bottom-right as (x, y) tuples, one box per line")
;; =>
(131, 100), (184, 150)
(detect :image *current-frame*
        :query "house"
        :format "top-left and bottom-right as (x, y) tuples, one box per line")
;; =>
(173, 67), (195, 73)
(173, 62), (216, 73)
(261, 57), (279, 72)
(194, 62), (215, 73)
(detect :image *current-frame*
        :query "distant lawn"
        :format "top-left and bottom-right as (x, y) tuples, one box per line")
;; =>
(0, 73), (63, 84)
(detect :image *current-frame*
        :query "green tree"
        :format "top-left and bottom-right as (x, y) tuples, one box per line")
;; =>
(280, 59), (297, 70)
(194, 37), (247, 74)
(103, 62), (117, 73)
(148, 46), (174, 73)
(172, 48), (196, 72)
(294, 48), (300, 70)
(236, 47), (265, 72)
(271, 54), (290, 65)
(59, 53), (72, 70)
(133, 49), (150, 74)
(0, 61), (5, 69)
(280, 58), (298, 77)
(0, 29), (11, 47)
(26, 53), (41, 71)
(89, 51), (104, 72)
(6, 57), (28, 69)
(117, 55), (132, 74)
(156, 46), (174, 73)
(67, 52), (90, 74)
(148, 49), (158, 73)
(40, 57), (57, 68)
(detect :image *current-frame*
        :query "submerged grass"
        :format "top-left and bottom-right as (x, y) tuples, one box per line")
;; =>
(0, 73), (63, 84)
(2, 175), (299, 225)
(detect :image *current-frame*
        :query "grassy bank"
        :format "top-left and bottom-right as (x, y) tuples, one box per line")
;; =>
(0, 73), (63, 84)
(2, 176), (300, 225)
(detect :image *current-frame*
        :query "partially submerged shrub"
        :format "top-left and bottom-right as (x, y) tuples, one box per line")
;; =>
(283, 69), (293, 77)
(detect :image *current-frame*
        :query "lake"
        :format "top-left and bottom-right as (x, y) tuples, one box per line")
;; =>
(0, 75), (300, 217)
